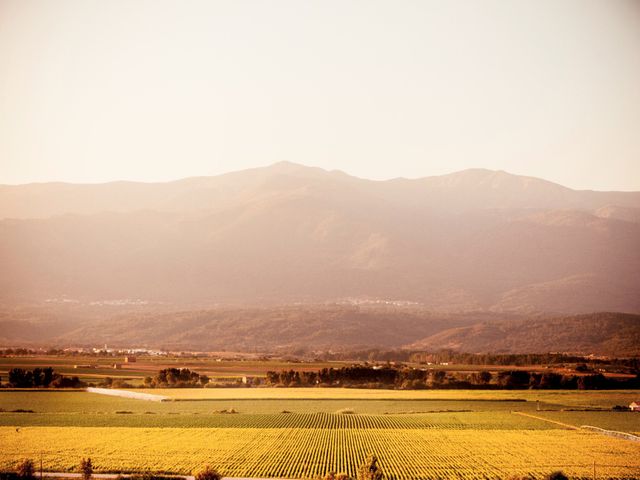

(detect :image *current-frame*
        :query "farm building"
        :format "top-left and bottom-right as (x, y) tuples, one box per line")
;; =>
(124, 356), (137, 363)
(630, 401), (640, 411)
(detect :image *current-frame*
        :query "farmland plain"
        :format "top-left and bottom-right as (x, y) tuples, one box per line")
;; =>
(0, 356), (353, 387)
(1, 389), (640, 479)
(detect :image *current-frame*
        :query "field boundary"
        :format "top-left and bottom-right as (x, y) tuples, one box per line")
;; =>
(86, 388), (169, 402)
(170, 397), (527, 402)
(581, 425), (640, 442)
(513, 412), (640, 442)
(35, 473), (290, 480)
(511, 411), (578, 430)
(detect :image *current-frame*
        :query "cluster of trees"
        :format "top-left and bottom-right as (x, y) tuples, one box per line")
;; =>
(7, 457), (93, 480)
(0, 348), (90, 356)
(411, 351), (640, 372)
(267, 366), (398, 387)
(318, 349), (413, 362)
(411, 352), (594, 366)
(0, 348), (152, 358)
(317, 349), (587, 365)
(143, 368), (209, 388)
(1, 368), (84, 388)
(266, 365), (640, 390)
(319, 349), (639, 372)
(0, 349), (38, 356)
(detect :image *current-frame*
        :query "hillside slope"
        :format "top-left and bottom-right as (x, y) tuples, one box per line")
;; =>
(408, 312), (640, 356)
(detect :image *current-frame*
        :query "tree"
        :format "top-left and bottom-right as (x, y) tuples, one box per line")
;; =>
(17, 459), (35, 480)
(544, 472), (568, 480)
(478, 370), (492, 384)
(497, 370), (530, 389)
(538, 372), (562, 389)
(194, 466), (221, 480)
(357, 455), (383, 480)
(80, 457), (93, 480)
(472, 371), (492, 385)
(577, 374), (607, 390)
(9, 368), (33, 388)
(431, 370), (446, 385)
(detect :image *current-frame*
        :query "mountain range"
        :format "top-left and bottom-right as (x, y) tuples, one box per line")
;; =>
(1, 162), (639, 353)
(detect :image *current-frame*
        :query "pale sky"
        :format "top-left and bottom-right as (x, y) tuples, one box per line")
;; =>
(1, 0), (639, 190)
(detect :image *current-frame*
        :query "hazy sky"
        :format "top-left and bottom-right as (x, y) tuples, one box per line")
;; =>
(1, 0), (639, 190)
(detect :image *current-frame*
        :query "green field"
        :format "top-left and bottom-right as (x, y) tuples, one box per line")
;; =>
(0, 390), (542, 413)
(533, 410), (640, 434)
(132, 386), (640, 408)
(1, 389), (640, 479)
(0, 356), (353, 386)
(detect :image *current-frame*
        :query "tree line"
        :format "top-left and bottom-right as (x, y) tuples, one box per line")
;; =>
(319, 348), (639, 370)
(1, 368), (84, 388)
(266, 365), (640, 390)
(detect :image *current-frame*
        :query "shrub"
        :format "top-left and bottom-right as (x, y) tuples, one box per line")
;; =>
(545, 472), (569, 480)
(111, 379), (133, 388)
(80, 458), (93, 480)
(357, 455), (383, 480)
(193, 466), (222, 480)
(16, 459), (35, 480)
(335, 408), (356, 414)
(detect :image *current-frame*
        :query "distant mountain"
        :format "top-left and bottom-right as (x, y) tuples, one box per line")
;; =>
(3, 304), (637, 356)
(46, 305), (505, 351)
(1, 162), (639, 314)
(408, 312), (640, 356)
(3, 163), (640, 219)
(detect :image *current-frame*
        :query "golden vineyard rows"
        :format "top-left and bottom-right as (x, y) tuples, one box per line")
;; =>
(0, 411), (557, 430)
(2, 426), (639, 479)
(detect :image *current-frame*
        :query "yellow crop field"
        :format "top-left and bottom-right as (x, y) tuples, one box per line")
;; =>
(1, 426), (639, 479)
(3, 390), (640, 479)
(130, 387), (541, 400)
(134, 387), (640, 407)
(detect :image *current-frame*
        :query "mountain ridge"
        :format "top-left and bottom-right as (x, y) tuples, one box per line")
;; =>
(408, 312), (640, 356)
(1, 162), (639, 315)
(3, 163), (640, 219)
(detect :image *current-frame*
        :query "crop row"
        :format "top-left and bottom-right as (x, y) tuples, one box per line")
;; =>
(0, 412), (556, 430)
(0, 391), (539, 415)
(1, 427), (639, 479)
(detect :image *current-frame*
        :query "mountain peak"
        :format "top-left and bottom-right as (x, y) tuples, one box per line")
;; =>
(268, 160), (309, 172)
(262, 161), (351, 180)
